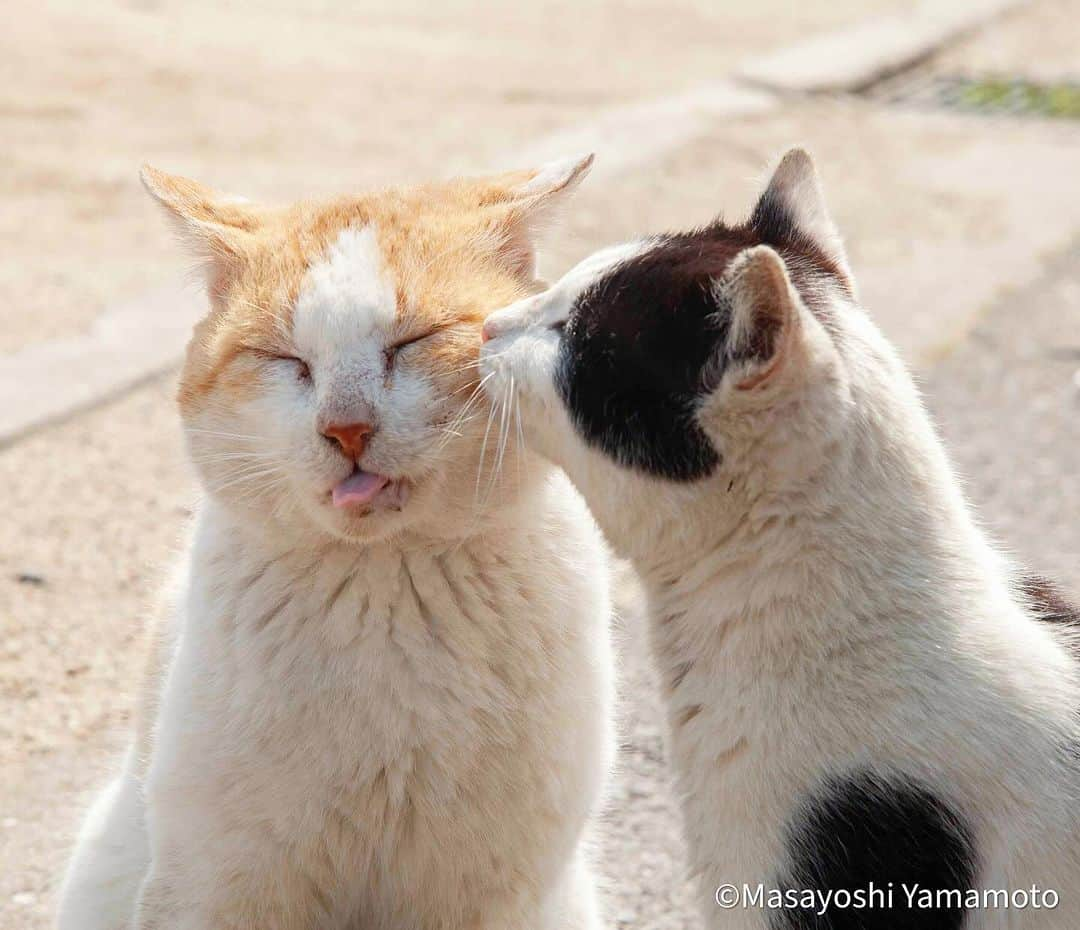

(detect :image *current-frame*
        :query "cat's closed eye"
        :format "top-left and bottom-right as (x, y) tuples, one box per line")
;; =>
(246, 347), (312, 382)
(272, 354), (311, 382)
(383, 327), (442, 370)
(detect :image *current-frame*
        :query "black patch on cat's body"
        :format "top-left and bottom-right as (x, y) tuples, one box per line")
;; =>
(555, 202), (849, 481)
(774, 772), (976, 930)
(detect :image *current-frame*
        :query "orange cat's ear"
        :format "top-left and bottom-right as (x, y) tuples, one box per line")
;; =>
(140, 166), (259, 291)
(508, 153), (594, 202)
(488, 153), (595, 280)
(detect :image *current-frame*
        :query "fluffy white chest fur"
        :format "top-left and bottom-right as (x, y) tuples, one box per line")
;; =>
(61, 482), (614, 930)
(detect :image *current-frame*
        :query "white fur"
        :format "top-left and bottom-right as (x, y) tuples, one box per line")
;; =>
(483, 240), (650, 345)
(294, 225), (399, 345)
(58, 749), (150, 930)
(481, 170), (1080, 928)
(59, 226), (614, 930)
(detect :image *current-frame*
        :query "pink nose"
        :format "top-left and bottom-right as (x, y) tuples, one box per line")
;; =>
(480, 321), (494, 344)
(321, 421), (374, 460)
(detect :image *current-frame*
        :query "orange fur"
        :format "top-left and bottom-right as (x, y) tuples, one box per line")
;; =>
(140, 166), (567, 419)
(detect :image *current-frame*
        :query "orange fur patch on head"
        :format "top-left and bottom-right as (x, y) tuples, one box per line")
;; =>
(141, 160), (591, 419)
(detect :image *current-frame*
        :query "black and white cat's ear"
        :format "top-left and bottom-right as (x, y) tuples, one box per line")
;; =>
(714, 245), (804, 391)
(140, 166), (259, 290)
(489, 153), (595, 279)
(752, 147), (853, 289)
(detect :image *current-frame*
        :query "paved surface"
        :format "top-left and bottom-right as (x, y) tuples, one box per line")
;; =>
(736, 0), (1021, 92)
(932, 0), (1080, 80)
(925, 242), (1080, 594)
(3, 1), (1080, 927)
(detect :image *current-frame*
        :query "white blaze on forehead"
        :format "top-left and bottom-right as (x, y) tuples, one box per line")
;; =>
(293, 225), (396, 359)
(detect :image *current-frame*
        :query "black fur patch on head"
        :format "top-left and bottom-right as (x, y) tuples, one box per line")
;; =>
(555, 204), (848, 481)
(751, 187), (851, 297)
(556, 235), (730, 481)
(772, 772), (976, 930)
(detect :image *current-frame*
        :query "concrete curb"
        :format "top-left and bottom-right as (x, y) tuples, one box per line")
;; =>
(0, 284), (202, 448)
(735, 0), (1026, 94)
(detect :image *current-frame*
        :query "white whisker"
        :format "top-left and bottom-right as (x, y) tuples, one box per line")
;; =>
(485, 378), (512, 505)
(186, 428), (264, 442)
(475, 391), (500, 506)
(513, 377), (525, 485)
(208, 463), (289, 495)
(437, 374), (494, 451)
(190, 450), (279, 465)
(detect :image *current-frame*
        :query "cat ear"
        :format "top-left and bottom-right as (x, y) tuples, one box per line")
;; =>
(715, 245), (803, 391)
(510, 153), (595, 200)
(490, 153), (595, 279)
(140, 166), (258, 290)
(752, 147), (853, 288)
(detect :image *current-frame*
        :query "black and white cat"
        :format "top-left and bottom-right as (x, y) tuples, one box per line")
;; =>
(479, 148), (1080, 929)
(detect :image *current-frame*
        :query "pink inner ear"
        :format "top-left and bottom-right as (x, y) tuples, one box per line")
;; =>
(493, 153), (594, 281)
(736, 346), (785, 391)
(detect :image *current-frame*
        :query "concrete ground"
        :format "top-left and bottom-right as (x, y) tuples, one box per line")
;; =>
(3, 0), (1080, 927)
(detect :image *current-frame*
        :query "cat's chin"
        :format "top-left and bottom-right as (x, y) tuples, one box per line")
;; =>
(309, 482), (414, 543)
(328, 475), (412, 514)
(305, 508), (409, 546)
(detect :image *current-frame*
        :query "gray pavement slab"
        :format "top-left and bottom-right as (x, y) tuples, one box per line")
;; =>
(923, 240), (1080, 593)
(736, 0), (1024, 92)
(931, 0), (1080, 84)
(0, 283), (200, 448)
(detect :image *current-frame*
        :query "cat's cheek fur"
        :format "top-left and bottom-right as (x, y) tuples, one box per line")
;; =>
(187, 371), (327, 525)
(694, 314), (850, 502)
(481, 328), (562, 450)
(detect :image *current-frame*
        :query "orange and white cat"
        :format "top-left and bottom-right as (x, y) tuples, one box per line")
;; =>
(57, 157), (614, 930)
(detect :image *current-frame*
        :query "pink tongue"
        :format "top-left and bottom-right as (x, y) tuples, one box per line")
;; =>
(332, 470), (390, 508)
